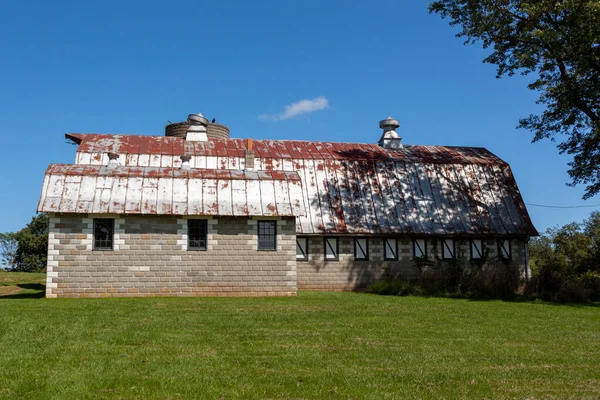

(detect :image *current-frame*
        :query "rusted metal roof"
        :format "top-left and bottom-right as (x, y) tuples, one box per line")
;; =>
(58, 133), (538, 236)
(38, 164), (306, 217)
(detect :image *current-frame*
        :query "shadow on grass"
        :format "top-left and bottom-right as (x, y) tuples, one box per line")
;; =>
(0, 283), (45, 299)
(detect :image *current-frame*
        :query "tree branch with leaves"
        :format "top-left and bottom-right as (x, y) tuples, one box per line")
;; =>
(429, 0), (600, 198)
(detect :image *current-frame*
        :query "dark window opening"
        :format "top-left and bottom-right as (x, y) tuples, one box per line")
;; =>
(296, 237), (308, 261)
(258, 220), (277, 251)
(354, 238), (369, 261)
(93, 219), (114, 251)
(498, 239), (512, 260)
(188, 219), (208, 251)
(413, 239), (427, 258)
(384, 238), (398, 261)
(324, 237), (339, 261)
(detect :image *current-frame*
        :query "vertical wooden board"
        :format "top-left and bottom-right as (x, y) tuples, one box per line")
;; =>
(90, 153), (103, 166)
(473, 164), (506, 234)
(324, 160), (346, 232)
(365, 161), (389, 234)
(217, 180), (233, 215)
(494, 164), (525, 233)
(382, 161), (412, 233)
(403, 163), (431, 234)
(231, 180), (248, 216)
(149, 155), (161, 167)
(126, 154), (139, 167)
(455, 166), (485, 234)
(353, 161), (377, 233)
(125, 177), (143, 213)
(202, 179), (218, 215)
(46, 175), (65, 198)
(38, 175), (50, 211)
(78, 176), (96, 202)
(313, 159), (335, 232)
(157, 178), (173, 215)
(282, 159), (294, 171)
(246, 180), (262, 215)
(206, 156), (217, 169)
(172, 178), (188, 215)
(106, 177), (126, 214)
(304, 159), (324, 233)
(187, 178), (203, 215)
(375, 161), (402, 233)
(288, 180), (306, 218)
(138, 154), (150, 167)
(260, 180), (277, 216)
(78, 153), (92, 165)
(464, 164), (494, 233)
(194, 156), (206, 169)
(254, 158), (264, 171)
(425, 164), (455, 234)
(274, 180), (292, 216)
(294, 159), (314, 234)
(60, 180), (80, 212)
(344, 161), (370, 233)
(141, 178), (158, 214)
(436, 165), (470, 233)
(160, 155), (173, 168)
(335, 161), (359, 233)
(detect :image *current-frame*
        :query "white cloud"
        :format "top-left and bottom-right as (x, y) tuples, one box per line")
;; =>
(259, 96), (329, 121)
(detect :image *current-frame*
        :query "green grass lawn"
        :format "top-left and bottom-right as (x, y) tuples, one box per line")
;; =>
(0, 274), (599, 399)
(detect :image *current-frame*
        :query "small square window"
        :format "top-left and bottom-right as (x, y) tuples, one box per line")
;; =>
(384, 238), (398, 261)
(442, 239), (456, 260)
(258, 220), (277, 251)
(354, 238), (368, 261)
(93, 219), (114, 251)
(471, 239), (484, 260)
(498, 239), (511, 260)
(324, 237), (339, 261)
(188, 219), (208, 251)
(413, 238), (427, 258)
(296, 237), (308, 261)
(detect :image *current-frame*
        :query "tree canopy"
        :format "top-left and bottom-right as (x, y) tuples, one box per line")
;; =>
(0, 214), (48, 272)
(429, 0), (600, 198)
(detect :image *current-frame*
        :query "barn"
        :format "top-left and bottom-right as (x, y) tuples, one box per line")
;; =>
(37, 114), (538, 298)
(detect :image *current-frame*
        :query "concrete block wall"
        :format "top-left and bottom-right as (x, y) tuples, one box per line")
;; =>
(297, 236), (528, 291)
(46, 214), (296, 298)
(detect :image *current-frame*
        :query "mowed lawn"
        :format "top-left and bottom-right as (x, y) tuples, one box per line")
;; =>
(0, 273), (599, 399)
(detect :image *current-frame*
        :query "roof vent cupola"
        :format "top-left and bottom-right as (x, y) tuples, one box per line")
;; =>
(378, 117), (402, 149)
(186, 113), (209, 142)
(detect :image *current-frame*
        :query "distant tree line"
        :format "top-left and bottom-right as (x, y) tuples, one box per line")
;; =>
(0, 213), (48, 272)
(529, 211), (600, 302)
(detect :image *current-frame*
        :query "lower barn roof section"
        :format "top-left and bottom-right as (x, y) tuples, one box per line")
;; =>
(37, 165), (306, 217)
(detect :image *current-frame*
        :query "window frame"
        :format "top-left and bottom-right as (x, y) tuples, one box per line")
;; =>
(257, 220), (277, 251)
(498, 239), (512, 261)
(93, 218), (115, 251)
(323, 237), (339, 261)
(353, 237), (369, 261)
(413, 238), (427, 258)
(187, 219), (208, 251)
(384, 238), (398, 261)
(296, 236), (309, 261)
(470, 239), (484, 260)
(442, 238), (456, 260)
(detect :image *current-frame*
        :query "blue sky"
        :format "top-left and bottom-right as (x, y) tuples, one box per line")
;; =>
(0, 0), (596, 233)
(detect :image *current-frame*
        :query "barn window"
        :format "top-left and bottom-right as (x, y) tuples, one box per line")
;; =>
(258, 220), (277, 250)
(188, 219), (208, 251)
(471, 239), (484, 260)
(384, 238), (398, 261)
(324, 237), (339, 261)
(442, 239), (456, 260)
(296, 237), (308, 261)
(354, 238), (369, 261)
(498, 239), (511, 260)
(413, 238), (427, 258)
(93, 219), (114, 251)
